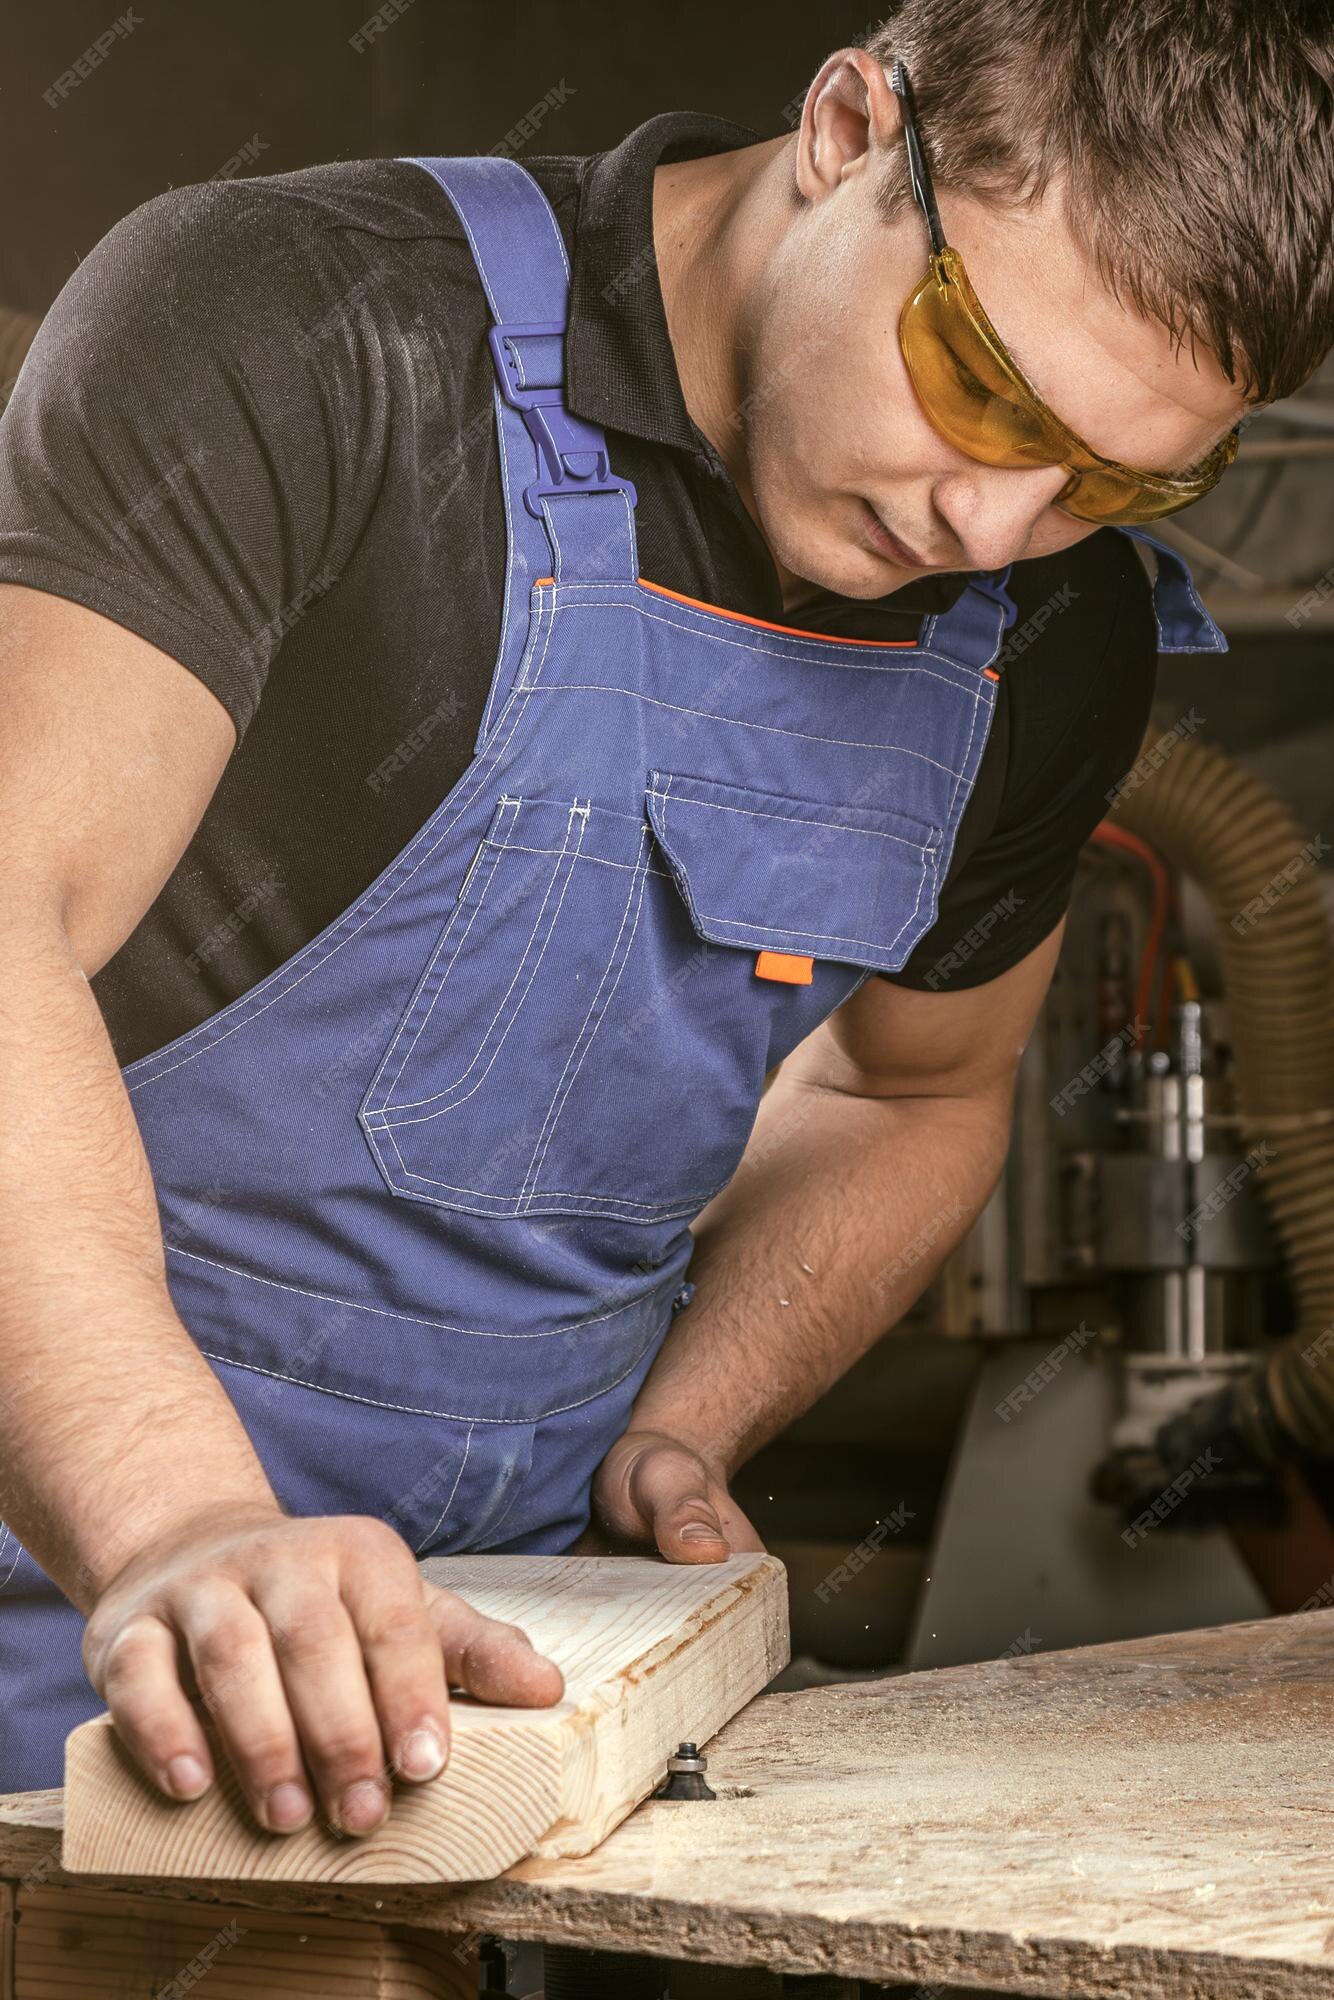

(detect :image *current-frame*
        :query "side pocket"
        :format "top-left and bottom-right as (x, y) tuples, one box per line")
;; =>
(358, 794), (652, 1218)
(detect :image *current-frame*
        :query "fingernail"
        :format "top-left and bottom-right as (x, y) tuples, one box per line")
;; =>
(680, 1521), (722, 1543)
(337, 1778), (388, 1834)
(397, 1724), (446, 1781)
(165, 1753), (209, 1799)
(264, 1781), (313, 1831)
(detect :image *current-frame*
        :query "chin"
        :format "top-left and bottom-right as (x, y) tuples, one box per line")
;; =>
(757, 479), (911, 603)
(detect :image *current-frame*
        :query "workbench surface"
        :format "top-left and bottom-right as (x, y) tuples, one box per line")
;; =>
(4, 1607), (1333, 1997)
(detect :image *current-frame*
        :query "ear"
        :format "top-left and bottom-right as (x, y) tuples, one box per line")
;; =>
(794, 47), (904, 205)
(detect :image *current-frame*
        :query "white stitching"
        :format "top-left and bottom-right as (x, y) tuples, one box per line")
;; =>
(166, 1242), (666, 1335)
(645, 789), (940, 849)
(369, 801), (515, 1107)
(535, 684), (967, 774)
(418, 1424), (480, 1560)
(377, 802), (589, 1121)
(206, 1338), (659, 1425)
(126, 594), (555, 1090)
(521, 829), (653, 1205)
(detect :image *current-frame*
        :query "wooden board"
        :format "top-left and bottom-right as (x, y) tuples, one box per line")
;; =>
(59, 1553), (787, 1886)
(9, 1885), (477, 1999)
(7, 1607), (1334, 1996)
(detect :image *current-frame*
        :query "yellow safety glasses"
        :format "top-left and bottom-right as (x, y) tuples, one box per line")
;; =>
(889, 61), (1240, 526)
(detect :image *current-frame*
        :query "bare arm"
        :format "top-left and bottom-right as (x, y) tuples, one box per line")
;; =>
(0, 584), (558, 1824)
(589, 925), (1064, 1556)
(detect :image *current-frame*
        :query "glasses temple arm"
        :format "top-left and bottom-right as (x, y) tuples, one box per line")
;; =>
(889, 59), (948, 258)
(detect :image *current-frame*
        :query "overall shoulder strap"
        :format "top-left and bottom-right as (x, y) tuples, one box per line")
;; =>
(917, 567), (1017, 673)
(1116, 527), (1228, 653)
(398, 154), (639, 587)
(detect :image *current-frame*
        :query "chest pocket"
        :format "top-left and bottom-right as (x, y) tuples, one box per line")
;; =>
(358, 773), (944, 1224)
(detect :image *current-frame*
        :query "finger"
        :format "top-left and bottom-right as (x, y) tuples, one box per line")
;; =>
(340, 1550), (452, 1786)
(626, 1443), (732, 1563)
(426, 1589), (565, 1706)
(90, 1611), (216, 1803)
(250, 1575), (390, 1835)
(176, 1581), (316, 1834)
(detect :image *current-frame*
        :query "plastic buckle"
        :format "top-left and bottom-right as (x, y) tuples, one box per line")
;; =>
(488, 321), (638, 520)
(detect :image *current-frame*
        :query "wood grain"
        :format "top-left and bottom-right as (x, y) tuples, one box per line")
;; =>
(8, 1886), (476, 1999)
(6, 1607), (1334, 1995)
(60, 1553), (788, 1886)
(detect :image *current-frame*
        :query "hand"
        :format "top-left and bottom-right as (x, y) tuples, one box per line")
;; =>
(581, 1428), (766, 1563)
(81, 1502), (563, 1836)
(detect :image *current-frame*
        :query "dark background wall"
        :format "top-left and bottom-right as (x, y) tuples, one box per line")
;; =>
(1, 0), (883, 313)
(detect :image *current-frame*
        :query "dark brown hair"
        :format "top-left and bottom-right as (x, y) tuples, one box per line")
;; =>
(862, 0), (1334, 404)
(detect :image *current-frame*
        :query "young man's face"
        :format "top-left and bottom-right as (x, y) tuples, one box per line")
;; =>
(739, 52), (1249, 600)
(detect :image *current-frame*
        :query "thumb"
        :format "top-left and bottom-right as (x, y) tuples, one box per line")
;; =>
(628, 1442), (732, 1565)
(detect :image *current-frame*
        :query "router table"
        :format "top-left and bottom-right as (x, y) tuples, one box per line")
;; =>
(2, 1605), (1333, 1998)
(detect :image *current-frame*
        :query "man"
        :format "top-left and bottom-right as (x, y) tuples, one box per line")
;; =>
(0, 0), (1327, 1834)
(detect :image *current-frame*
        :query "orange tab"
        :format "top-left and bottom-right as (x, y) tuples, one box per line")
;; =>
(755, 951), (814, 985)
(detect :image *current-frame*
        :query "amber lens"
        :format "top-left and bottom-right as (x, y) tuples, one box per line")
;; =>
(898, 251), (1233, 526)
(899, 259), (1062, 471)
(1054, 466), (1210, 526)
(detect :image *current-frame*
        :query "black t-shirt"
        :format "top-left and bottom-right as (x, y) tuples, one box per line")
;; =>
(0, 111), (1158, 1068)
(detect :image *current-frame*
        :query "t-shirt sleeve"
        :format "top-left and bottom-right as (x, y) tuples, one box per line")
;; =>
(883, 543), (1159, 991)
(0, 179), (381, 739)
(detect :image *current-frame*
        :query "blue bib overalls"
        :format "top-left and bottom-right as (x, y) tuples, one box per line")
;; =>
(0, 156), (1225, 1788)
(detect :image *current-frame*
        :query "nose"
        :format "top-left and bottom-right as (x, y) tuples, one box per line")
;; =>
(934, 463), (1073, 571)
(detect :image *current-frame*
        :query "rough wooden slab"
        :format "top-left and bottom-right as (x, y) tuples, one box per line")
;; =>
(7, 1608), (1334, 1996)
(59, 1553), (788, 1886)
(6, 1884), (477, 1999)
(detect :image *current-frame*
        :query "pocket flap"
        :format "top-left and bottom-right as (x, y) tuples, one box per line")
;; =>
(646, 770), (944, 974)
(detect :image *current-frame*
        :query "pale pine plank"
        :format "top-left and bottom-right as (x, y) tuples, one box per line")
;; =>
(60, 1553), (788, 1886)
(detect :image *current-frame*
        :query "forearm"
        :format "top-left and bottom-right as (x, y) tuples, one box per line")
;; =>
(628, 1063), (1013, 1477)
(0, 910), (278, 1608)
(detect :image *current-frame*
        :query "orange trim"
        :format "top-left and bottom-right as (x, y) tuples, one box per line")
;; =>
(755, 951), (815, 985)
(636, 577), (917, 648)
(537, 572), (1004, 674)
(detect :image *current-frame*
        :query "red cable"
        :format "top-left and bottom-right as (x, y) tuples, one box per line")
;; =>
(1088, 821), (1172, 1048)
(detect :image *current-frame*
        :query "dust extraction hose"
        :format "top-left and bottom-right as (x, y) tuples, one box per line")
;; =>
(1112, 729), (1334, 1455)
